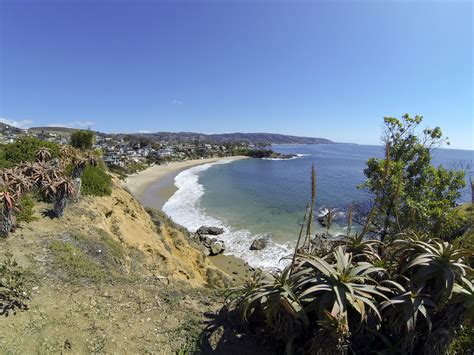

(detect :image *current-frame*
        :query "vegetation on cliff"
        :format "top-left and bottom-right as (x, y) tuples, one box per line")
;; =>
(0, 139), (112, 236)
(226, 115), (473, 354)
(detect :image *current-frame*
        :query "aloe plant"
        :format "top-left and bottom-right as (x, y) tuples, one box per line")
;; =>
(51, 177), (77, 217)
(0, 169), (30, 237)
(400, 239), (472, 301)
(0, 190), (16, 237)
(332, 233), (382, 262)
(296, 247), (390, 322)
(35, 147), (51, 162)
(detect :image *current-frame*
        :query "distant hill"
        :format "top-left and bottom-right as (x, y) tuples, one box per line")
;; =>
(4, 123), (333, 145)
(133, 132), (333, 145)
(0, 122), (24, 134)
(28, 126), (80, 136)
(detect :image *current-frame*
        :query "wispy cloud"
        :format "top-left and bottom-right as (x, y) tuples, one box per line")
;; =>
(0, 117), (33, 129)
(172, 99), (183, 105)
(139, 130), (151, 134)
(48, 120), (95, 129)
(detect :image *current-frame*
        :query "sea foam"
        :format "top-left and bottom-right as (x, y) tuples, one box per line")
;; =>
(162, 159), (294, 270)
(262, 153), (311, 161)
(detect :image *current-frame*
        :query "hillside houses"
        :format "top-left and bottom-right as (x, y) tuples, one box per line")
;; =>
(1, 125), (258, 170)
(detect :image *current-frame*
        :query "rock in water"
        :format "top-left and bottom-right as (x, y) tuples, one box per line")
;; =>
(249, 235), (271, 250)
(317, 215), (327, 227)
(196, 226), (224, 236)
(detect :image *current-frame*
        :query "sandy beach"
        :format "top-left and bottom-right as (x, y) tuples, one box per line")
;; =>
(123, 157), (245, 206)
(122, 156), (255, 281)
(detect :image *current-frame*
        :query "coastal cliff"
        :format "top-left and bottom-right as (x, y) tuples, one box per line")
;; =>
(0, 177), (248, 353)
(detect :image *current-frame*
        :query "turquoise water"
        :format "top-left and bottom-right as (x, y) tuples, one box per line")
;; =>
(163, 144), (473, 269)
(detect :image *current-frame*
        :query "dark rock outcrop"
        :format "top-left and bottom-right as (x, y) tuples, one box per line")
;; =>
(249, 235), (271, 250)
(278, 154), (297, 160)
(191, 233), (226, 256)
(196, 226), (224, 236)
(317, 215), (327, 227)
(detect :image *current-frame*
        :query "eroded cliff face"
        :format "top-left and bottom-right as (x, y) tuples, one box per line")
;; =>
(8, 177), (230, 288)
(76, 179), (231, 286)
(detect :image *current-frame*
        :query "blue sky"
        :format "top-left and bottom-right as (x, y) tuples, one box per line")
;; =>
(1, 0), (472, 149)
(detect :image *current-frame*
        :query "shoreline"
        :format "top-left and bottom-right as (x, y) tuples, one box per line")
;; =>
(122, 156), (255, 281)
(123, 156), (246, 205)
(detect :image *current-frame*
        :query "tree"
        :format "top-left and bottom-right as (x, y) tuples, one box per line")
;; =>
(70, 130), (95, 151)
(362, 114), (465, 240)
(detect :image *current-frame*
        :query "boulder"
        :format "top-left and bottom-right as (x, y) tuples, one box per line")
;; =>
(249, 234), (271, 250)
(209, 241), (225, 256)
(196, 226), (224, 236)
(191, 233), (225, 256)
(317, 215), (327, 227)
(195, 234), (210, 247)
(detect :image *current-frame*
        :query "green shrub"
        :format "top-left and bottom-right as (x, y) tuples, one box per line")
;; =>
(16, 193), (37, 223)
(0, 137), (60, 168)
(0, 252), (30, 316)
(81, 165), (112, 196)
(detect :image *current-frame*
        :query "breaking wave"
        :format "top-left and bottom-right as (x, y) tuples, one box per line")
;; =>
(162, 159), (294, 270)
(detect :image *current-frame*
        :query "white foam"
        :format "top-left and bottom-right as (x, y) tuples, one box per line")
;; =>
(262, 153), (311, 161)
(162, 159), (293, 270)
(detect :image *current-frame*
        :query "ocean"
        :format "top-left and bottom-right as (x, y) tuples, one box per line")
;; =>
(162, 144), (473, 270)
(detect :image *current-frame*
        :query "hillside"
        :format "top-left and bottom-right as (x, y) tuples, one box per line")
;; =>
(4, 122), (333, 145)
(0, 122), (23, 134)
(0, 178), (270, 353)
(133, 131), (333, 144)
(28, 126), (81, 136)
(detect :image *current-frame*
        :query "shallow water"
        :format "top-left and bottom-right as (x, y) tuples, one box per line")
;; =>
(163, 144), (473, 269)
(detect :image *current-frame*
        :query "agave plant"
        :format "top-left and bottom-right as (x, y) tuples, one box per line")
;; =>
(381, 282), (435, 333)
(50, 177), (77, 217)
(35, 147), (51, 162)
(0, 169), (28, 237)
(400, 239), (472, 301)
(19, 162), (41, 179)
(331, 233), (382, 263)
(227, 268), (309, 351)
(451, 276), (474, 310)
(295, 247), (391, 324)
(0, 168), (15, 186)
(10, 173), (32, 198)
(228, 268), (308, 324)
